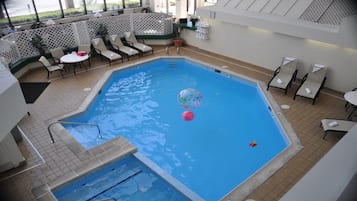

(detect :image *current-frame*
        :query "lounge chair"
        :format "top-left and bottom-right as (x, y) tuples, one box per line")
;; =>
(50, 47), (65, 64)
(321, 119), (356, 139)
(91, 38), (123, 65)
(124, 32), (153, 55)
(109, 35), (139, 60)
(267, 57), (298, 95)
(78, 44), (92, 67)
(294, 64), (327, 105)
(38, 56), (64, 79)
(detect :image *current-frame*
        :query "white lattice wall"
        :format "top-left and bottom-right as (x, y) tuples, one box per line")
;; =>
(0, 13), (172, 66)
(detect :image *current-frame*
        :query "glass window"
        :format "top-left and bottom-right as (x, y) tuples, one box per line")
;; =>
(61, 0), (85, 17)
(124, 0), (140, 8)
(106, 0), (123, 10)
(205, 0), (217, 4)
(34, 0), (62, 21)
(153, 0), (175, 16)
(168, 0), (176, 16)
(155, 0), (167, 13)
(1, 0), (37, 25)
(187, 0), (195, 15)
(86, 0), (105, 13)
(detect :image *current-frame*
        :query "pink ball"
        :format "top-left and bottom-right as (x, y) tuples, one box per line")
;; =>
(182, 111), (194, 121)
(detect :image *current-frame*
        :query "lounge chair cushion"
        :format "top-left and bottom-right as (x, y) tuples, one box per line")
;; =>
(109, 35), (139, 56)
(125, 32), (153, 53)
(132, 42), (152, 53)
(321, 119), (356, 132)
(296, 80), (321, 99)
(269, 72), (292, 89)
(100, 50), (122, 61)
(321, 119), (356, 139)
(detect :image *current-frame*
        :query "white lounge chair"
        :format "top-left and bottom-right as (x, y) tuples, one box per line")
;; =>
(321, 119), (356, 139)
(294, 64), (327, 105)
(91, 38), (123, 65)
(124, 32), (153, 55)
(109, 35), (139, 60)
(38, 56), (64, 79)
(267, 57), (298, 95)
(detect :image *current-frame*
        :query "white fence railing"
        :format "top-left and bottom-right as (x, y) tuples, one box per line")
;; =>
(0, 13), (172, 65)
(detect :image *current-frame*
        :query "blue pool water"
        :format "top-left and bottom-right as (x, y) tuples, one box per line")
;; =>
(53, 155), (191, 201)
(64, 58), (288, 200)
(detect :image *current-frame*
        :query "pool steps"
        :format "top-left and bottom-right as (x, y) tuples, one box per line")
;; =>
(47, 121), (103, 143)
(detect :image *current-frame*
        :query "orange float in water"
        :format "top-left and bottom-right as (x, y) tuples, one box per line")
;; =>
(249, 141), (257, 147)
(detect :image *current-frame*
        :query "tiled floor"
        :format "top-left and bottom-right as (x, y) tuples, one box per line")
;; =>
(0, 46), (349, 201)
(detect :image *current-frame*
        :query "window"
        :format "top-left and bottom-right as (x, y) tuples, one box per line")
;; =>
(1, 0), (37, 25)
(34, 0), (62, 21)
(124, 0), (140, 8)
(61, 0), (86, 17)
(106, 0), (124, 10)
(187, 0), (196, 15)
(86, 0), (105, 13)
(154, 0), (175, 16)
(205, 0), (217, 4)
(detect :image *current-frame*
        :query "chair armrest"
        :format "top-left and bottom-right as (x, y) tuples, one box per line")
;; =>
(93, 47), (102, 54)
(301, 73), (308, 82)
(273, 66), (281, 76)
(293, 69), (298, 81)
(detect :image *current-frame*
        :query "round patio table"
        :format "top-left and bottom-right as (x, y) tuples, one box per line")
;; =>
(60, 52), (89, 75)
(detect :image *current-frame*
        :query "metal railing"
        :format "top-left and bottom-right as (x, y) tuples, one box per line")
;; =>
(47, 121), (102, 143)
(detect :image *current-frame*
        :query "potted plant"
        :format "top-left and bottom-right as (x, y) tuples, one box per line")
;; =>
(30, 34), (47, 56)
(173, 24), (183, 47)
(96, 23), (109, 45)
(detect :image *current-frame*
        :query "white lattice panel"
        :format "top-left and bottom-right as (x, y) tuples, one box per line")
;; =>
(0, 13), (173, 66)
(73, 21), (91, 44)
(132, 13), (171, 35)
(0, 39), (20, 64)
(87, 15), (131, 39)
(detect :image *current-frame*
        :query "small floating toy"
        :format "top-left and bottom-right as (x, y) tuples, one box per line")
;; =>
(182, 111), (194, 121)
(249, 141), (257, 147)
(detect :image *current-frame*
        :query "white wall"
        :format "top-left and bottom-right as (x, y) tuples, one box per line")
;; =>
(183, 20), (357, 92)
(279, 125), (357, 201)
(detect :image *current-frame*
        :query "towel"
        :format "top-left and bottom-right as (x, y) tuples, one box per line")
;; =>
(277, 78), (283, 85)
(282, 57), (296, 65)
(328, 121), (338, 127)
(312, 64), (325, 72)
(305, 88), (311, 94)
(110, 35), (116, 41)
(92, 38), (99, 45)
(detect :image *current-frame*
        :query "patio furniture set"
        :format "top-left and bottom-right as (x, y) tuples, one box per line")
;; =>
(267, 56), (356, 140)
(38, 32), (153, 79)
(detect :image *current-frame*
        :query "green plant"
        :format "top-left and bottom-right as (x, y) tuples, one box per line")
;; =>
(173, 23), (181, 39)
(96, 23), (108, 41)
(30, 34), (47, 55)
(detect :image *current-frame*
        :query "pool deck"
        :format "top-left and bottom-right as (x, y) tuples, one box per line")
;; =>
(0, 46), (348, 201)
